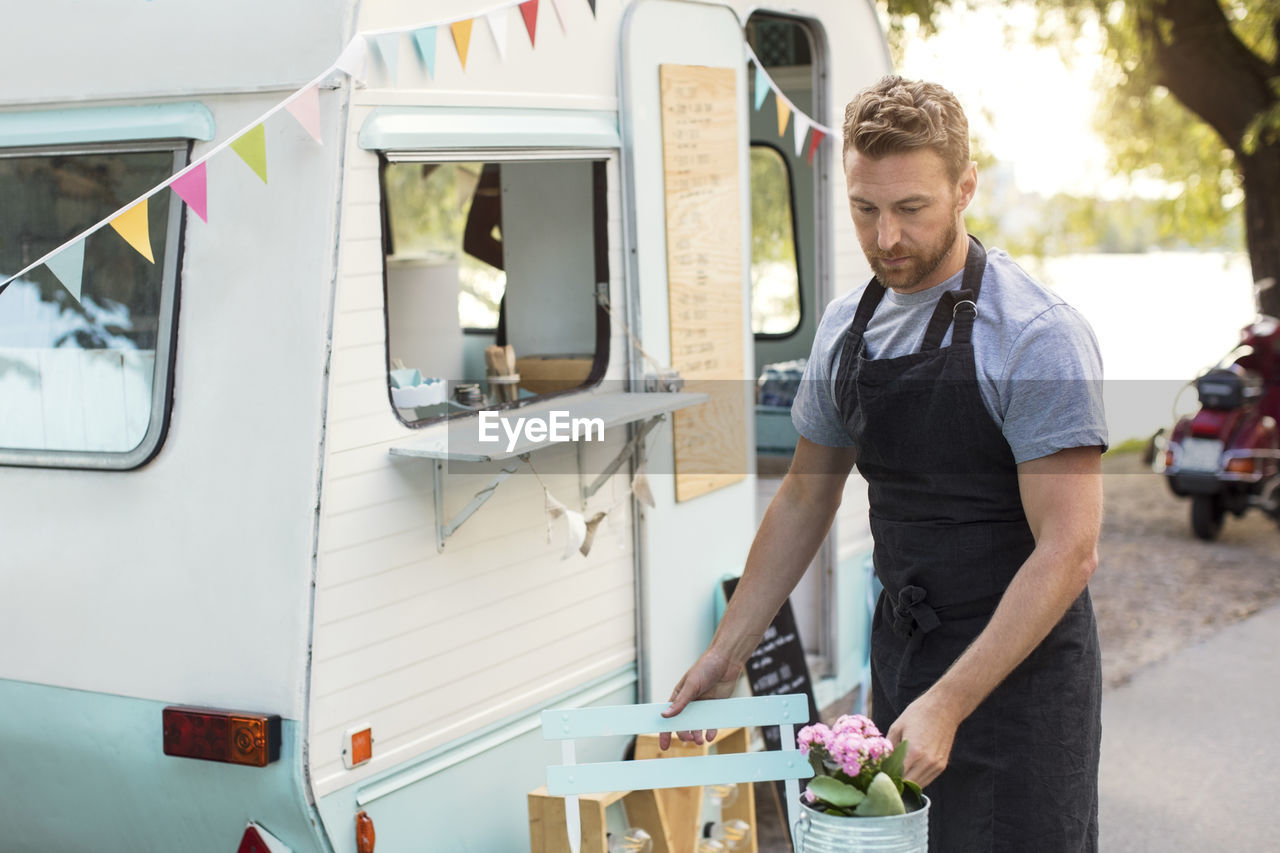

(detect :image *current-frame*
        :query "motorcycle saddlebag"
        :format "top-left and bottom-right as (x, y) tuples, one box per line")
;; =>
(1196, 368), (1261, 410)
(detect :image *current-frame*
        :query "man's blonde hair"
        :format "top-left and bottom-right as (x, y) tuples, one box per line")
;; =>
(842, 75), (970, 182)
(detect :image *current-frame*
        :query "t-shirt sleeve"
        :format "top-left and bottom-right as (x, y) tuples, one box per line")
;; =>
(998, 304), (1109, 463)
(791, 301), (857, 448)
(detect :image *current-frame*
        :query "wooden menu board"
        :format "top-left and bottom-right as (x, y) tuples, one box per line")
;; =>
(659, 64), (747, 502)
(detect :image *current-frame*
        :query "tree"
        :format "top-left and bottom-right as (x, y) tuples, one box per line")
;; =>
(882, 0), (1280, 316)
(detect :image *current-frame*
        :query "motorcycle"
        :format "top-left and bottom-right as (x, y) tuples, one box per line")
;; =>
(1162, 314), (1280, 540)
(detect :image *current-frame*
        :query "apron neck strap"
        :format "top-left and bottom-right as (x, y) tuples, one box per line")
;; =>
(847, 277), (887, 339)
(920, 235), (986, 351)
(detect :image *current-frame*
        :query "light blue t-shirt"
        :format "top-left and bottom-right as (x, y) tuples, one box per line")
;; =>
(792, 248), (1108, 463)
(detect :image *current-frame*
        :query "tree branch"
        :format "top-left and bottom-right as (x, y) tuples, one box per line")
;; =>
(1141, 0), (1277, 151)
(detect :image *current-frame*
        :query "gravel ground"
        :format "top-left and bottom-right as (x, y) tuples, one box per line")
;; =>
(1094, 450), (1280, 687)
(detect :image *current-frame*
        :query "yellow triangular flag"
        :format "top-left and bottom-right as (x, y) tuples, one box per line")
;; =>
(452, 19), (473, 69)
(109, 201), (154, 264)
(231, 124), (269, 184)
(776, 97), (791, 138)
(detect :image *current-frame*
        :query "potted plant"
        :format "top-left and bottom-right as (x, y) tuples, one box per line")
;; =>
(793, 714), (929, 852)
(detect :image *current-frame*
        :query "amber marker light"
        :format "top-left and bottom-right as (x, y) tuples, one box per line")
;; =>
(162, 706), (281, 767)
(1226, 457), (1256, 475)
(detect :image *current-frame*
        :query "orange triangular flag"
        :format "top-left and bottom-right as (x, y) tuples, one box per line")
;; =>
(776, 98), (791, 137)
(109, 200), (154, 263)
(452, 19), (473, 69)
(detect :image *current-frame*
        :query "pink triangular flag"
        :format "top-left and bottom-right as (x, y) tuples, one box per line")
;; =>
(170, 162), (208, 223)
(549, 0), (567, 33)
(286, 85), (323, 144)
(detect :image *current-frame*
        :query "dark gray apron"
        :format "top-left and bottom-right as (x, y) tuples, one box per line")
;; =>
(834, 237), (1101, 852)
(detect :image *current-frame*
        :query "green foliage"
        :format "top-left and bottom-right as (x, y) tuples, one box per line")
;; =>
(807, 775), (867, 808)
(879, 737), (908, 793)
(875, 0), (1277, 259)
(854, 772), (908, 816)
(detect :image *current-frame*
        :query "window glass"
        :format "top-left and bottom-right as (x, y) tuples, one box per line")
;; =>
(750, 145), (801, 336)
(0, 146), (180, 460)
(381, 158), (606, 424)
(384, 162), (507, 330)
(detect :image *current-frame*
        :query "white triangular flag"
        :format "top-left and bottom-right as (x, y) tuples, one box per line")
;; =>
(485, 9), (510, 61)
(374, 34), (400, 85)
(793, 112), (811, 159)
(562, 510), (586, 559)
(335, 36), (369, 84)
(545, 489), (568, 543)
(631, 464), (655, 508)
(580, 511), (608, 557)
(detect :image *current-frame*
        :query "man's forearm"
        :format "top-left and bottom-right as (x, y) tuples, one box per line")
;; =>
(709, 475), (842, 670)
(925, 538), (1097, 724)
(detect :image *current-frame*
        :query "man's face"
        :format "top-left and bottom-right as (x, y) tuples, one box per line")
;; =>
(844, 148), (975, 294)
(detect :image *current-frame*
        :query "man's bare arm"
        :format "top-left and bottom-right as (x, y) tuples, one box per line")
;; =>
(658, 437), (857, 748)
(887, 445), (1103, 785)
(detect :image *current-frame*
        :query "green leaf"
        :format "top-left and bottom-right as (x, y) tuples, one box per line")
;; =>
(854, 772), (907, 817)
(880, 739), (908, 793)
(902, 779), (926, 812)
(807, 775), (867, 808)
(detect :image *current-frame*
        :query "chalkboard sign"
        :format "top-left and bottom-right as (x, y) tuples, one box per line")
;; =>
(721, 577), (820, 750)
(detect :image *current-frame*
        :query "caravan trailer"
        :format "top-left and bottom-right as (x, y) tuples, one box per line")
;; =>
(0, 1), (890, 850)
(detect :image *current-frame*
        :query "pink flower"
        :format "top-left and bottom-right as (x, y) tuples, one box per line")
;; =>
(797, 723), (832, 755)
(803, 789), (817, 804)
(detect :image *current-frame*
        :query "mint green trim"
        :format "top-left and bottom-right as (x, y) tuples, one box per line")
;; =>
(356, 664), (637, 806)
(542, 694), (809, 739)
(0, 102), (215, 148)
(0, 678), (322, 853)
(359, 107), (620, 152)
(318, 672), (639, 853)
(548, 750), (812, 795)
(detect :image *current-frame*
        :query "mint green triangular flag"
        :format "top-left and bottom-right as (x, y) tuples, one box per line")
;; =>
(46, 238), (87, 303)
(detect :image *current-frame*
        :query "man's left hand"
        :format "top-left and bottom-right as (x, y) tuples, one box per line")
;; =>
(886, 694), (960, 788)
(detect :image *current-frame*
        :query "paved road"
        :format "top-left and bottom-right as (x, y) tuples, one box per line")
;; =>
(757, 603), (1280, 851)
(1098, 601), (1280, 851)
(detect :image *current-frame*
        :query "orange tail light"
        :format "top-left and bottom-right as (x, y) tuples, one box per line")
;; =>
(163, 706), (281, 767)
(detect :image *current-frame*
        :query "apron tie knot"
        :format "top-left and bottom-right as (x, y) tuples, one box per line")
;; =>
(892, 585), (942, 638)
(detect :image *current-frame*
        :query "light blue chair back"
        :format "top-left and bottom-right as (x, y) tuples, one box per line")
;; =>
(541, 694), (813, 853)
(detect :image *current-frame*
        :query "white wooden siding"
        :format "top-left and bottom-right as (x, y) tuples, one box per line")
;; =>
(309, 97), (637, 795)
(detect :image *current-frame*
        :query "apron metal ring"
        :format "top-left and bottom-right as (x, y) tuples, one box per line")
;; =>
(952, 299), (978, 318)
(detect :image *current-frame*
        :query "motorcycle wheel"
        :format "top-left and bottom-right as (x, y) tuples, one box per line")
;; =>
(1191, 494), (1225, 541)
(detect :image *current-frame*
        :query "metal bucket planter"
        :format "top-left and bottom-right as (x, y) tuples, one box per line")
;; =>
(793, 797), (930, 852)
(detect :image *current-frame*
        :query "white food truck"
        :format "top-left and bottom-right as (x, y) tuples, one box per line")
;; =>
(0, 0), (890, 850)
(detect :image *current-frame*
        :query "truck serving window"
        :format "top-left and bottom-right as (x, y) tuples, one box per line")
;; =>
(380, 157), (608, 425)
(0, 143), (184, 468)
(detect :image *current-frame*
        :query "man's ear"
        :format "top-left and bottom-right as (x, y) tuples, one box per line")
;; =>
(957, 161), (978, 211)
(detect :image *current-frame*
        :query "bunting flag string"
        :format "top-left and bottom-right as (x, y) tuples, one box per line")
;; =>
(2, 1), (835, 303)
(744, 43), (834, 166)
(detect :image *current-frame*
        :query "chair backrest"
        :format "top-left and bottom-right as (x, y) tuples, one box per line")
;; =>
(541, 694), (812, 853)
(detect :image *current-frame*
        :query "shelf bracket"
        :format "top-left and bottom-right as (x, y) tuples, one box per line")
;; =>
(434, 458), (523, 553)
(581, 414), (664, 503)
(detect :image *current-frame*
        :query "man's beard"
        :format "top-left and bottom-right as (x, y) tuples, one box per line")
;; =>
(866, 218), (958, 292)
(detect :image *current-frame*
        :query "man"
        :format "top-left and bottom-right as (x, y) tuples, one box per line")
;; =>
(660, 76), (1106, 851)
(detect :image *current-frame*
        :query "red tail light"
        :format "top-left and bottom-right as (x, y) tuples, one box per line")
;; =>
(237, 822), (291, 853)
(163, 706), (281, 767)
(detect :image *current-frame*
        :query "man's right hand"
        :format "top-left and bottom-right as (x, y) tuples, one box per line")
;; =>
(658, 647), (741, 749)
